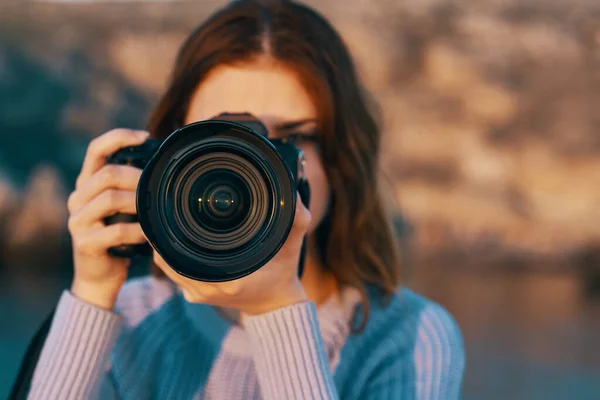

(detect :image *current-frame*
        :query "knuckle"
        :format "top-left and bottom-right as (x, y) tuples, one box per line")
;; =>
(196, 284), (218, 299)
(302, 211), (312, 228)
(100, 165), (119, 185)
(206, 286), (221, 299)
(300, 205), (312, 226)
(67, 191), (78, 213)
(67, 215), (79, 233)
(222, 282), (242, 296)
(104, 189), (120, 209)
(73, 235), (92, 255)
(88, 136), (102, 156)
(113, 223), (128, 241)
(109, 128), (135, 143)
(294, 213), (310, 233)
(110, 128), (130, 137)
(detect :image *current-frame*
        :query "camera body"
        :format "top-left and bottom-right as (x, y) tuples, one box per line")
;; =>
(105, 113), (310, 282)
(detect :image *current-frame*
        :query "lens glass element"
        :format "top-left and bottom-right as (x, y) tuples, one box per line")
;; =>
(173, 151), (271, 252)
(189, 170), (251, 232)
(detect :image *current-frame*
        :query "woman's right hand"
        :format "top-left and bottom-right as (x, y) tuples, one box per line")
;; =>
(67, 129), (150, 310)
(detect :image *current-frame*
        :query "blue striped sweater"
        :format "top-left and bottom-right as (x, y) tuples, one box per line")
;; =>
(28, 276), (465, 399)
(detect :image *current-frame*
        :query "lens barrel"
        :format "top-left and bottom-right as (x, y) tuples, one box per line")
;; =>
(137, 120), (297, 282)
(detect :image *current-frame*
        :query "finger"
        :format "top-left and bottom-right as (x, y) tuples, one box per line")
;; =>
(153, 257), (193, 291)
(213, 280), (244, 296)
(73, 223), (145, 256)
(292, 192), (312, 236)
(152, 253), (220, 298)
(182, 289), (207, 303)
(152, 254), (184, 282)
(69, 190), (137, 231)
(154, 259), (175, 280)
(68, 165), (142, 213)
(76, 129), (149, 188)
(152, 252), (172, 275)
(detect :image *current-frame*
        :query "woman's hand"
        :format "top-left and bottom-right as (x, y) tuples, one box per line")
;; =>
(67, 129), (150, 310)
(154, 193), (312, 315)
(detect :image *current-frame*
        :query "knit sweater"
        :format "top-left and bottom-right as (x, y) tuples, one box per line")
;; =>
(28, 276), (465, 399)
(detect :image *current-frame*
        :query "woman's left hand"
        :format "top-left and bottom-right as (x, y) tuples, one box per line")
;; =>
(153, 193), (311, 316)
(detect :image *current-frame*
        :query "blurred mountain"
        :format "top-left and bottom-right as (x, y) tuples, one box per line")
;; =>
(0, 0), (598, 269)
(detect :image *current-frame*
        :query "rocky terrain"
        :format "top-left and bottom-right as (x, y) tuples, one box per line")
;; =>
(0, 0), (599, 272)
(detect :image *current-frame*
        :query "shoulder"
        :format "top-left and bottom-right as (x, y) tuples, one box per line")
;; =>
(402, 289), (465, 398)
(357, 287), (463, 350)
(394, 289), (464, 358)
(114, 275), (178, 328)
(359, 287), (466, 398)
(403, 290), (465, 376)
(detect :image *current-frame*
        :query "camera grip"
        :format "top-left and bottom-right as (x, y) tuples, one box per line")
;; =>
(103, 138), (161, 258)
(104, 213), (152, 257)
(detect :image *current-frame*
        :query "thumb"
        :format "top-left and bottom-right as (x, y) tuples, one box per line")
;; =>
(290, 192), (311, 240)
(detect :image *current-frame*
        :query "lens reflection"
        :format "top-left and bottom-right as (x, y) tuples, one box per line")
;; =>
(207, 187), (235, 215)
(190, 170), (251, 233)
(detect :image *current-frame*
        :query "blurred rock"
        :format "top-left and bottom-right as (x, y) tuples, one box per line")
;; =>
(0, 171), (18, 270)
(0, 172), (17, 216)
(576, 244), (600, 298)
(3, 165), (69, 272)
(107, 32), (187, 95)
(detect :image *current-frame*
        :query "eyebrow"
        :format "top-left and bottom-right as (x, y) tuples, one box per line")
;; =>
(274, 118), (318, 132)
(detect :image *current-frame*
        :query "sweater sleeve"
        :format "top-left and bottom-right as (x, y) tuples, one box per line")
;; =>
(243, 301), (339, 400)
(27, 290), (122, 400)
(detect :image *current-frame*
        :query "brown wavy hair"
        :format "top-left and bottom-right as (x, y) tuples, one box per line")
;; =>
(147, 0), (400, 329)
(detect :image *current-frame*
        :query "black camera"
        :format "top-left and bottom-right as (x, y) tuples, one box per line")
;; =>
(104, 113), (310, 282)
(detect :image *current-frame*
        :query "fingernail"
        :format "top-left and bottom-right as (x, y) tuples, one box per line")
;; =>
(136, 130), (150, 139)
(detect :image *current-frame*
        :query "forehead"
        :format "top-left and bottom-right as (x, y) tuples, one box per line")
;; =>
(184, 61), (317, 129)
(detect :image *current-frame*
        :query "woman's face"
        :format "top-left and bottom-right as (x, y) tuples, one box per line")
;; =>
(183, 58), (331, 234)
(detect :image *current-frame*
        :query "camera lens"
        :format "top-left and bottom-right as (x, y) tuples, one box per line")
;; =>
(210, 188), (234, 214)
(188, 169), (251, 232)
(173, 151), (270, 252)
(137, 120), (297, 282)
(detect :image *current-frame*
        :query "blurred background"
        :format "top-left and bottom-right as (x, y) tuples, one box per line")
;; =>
(1, 0), (599, 398)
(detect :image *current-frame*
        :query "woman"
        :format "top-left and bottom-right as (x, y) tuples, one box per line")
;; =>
(29, 1), (465, 399)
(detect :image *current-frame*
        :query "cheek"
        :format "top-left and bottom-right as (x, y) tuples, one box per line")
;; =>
(302, 148), (330, 233)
